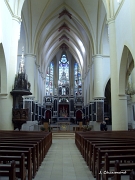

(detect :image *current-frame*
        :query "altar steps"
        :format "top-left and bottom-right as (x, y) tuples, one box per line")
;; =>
(52, 132), (75, 139)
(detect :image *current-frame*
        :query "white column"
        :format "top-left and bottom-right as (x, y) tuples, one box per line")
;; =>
(25, 54), (36, 95)
(108, 19), (128, 130)
(93, 55), (104, 98)
(34, 62), (39, 100)
(89, 63), (94, 101)
(53, 59), (58, 94)
(131, 68), (135, 128)
(39, 73), (43, 103)
(0, 16), (21, 130)
(131, 68), (135, 102)
(42, 79), (45, 104)
(70, 58), (74, 95)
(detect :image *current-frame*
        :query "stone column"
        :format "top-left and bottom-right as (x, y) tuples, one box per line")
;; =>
(131, 68), (135, 128)
(39, 73), (44, 104)
(70, 57), (74, 95)
(131, 68), (135, 102)
(0, 16), (21, 130)
(89, 62), (94, 101)
(53, 59), (58, 95)
(25, 54), (36, 95)
(34, 62), (39, 100)
(93, 55), (104, 122)
(93, 54), (104, 98)
(108, 18), (128, 130)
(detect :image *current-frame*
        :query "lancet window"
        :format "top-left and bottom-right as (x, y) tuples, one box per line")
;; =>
(74, 62), (82, 95)
(58, 54), (69, 95)
(46, 62), (53, 96)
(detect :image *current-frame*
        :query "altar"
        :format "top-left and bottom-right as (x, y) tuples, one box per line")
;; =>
(58, 117), (70, 122)
(57, 121), (70, 131)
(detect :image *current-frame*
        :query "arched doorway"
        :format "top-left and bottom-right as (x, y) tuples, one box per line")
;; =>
(0, 43), (7, 94)
(104, 79), (111, 125)
(45, 110), (51, 120)
(119, 45), (134, 129)
(75, 110), (82, 122)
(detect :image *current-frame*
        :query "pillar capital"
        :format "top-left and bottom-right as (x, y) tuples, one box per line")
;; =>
(92, 54), (103, 59)
(25, 53), (36, 59)
(12, 15), (22, 23)
(107, 17), (115, 25)
(118, 94), (127, 100)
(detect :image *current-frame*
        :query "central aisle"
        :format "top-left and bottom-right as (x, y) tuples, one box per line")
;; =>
(34, 137), (95, 180)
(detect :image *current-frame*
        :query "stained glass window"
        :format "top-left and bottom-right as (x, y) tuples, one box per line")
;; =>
(58, 54), (69, 87)
(58, 54), (69, 96)
(74, 62), (82, 95)
(46, 62), (53, 96)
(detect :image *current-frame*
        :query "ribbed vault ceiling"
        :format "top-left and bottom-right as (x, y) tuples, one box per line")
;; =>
(21, 0), (106, 77)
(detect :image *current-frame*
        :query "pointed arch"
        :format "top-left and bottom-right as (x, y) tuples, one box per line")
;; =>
(0, 43), (7, 95)
(119, 45), (134, 95)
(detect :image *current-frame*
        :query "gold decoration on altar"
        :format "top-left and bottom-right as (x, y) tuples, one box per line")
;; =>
(60, 106), (68, 117)
(60, 124), (67, 130)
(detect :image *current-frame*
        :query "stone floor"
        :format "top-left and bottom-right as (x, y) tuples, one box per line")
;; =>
(33, 138), (95, 180)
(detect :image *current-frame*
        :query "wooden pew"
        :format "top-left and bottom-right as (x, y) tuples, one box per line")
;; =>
(85, 140), (135, 170)
(0, 131), (52, 180)
(96, 148), (135, 180)
(114, 160), (135, 180)
(0, 153), (26, 180)
(0, 140), (40, 171)
(0, 132), (52, 171)
(87, 140), (134, 162)
(0, 145), (36, 178)
(0, 131), (52, 157)
(0, 160), (16, 180)
(0, 149), (32, 180)
(130, 170), (135, 180)
(91, 144), (135, 176)
(76, 132), (132, 157)
(0, 132), (52, 162)
(101, 153), (135, 180)
(75, 131), (135, 180)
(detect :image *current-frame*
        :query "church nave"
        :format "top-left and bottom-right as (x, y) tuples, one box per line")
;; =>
(34, 138), (94, 180)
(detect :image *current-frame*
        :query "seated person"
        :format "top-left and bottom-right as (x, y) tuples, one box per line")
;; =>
(100, 121), (107, 131)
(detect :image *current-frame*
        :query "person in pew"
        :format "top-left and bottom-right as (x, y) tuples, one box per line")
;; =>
(100, 121), (107, 131)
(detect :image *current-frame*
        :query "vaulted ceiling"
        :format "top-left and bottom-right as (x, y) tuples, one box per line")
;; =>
(21, 0), (107, 77)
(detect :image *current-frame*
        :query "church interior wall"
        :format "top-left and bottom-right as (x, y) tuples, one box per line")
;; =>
(0, 1), (24, 130)
(114, 0), (123, 14)
(101, 25), (110, 55)
(115, 0), (135, 65)
(0, 1), (14, 68)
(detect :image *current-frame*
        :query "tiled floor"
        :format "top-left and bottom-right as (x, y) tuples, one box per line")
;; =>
(34, 138), (95, 180)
